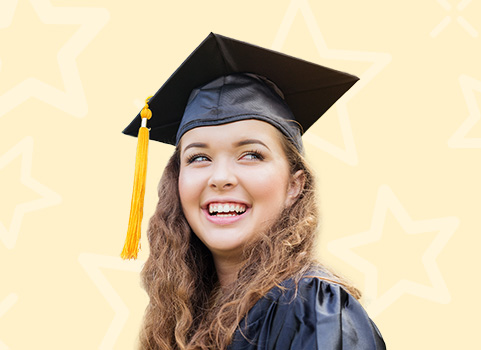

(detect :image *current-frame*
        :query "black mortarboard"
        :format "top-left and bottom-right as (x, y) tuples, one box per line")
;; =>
(123, 32), (358, 146)
(121, 33), (359, 259)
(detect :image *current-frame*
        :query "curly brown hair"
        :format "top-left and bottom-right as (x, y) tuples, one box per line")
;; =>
(138, 132), (360, 350)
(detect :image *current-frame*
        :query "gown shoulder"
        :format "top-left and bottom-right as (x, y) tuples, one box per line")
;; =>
(228, 274), (386, 350)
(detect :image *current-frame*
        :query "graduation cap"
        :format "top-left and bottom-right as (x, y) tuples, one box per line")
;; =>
(121, 33), (359, 259)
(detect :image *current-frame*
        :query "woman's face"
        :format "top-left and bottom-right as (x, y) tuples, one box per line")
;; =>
(178, 120), (303, 261)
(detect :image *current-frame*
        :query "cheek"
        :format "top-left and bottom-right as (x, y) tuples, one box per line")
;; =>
(178, 169), (200, 208)
(247, 167), (290, 205)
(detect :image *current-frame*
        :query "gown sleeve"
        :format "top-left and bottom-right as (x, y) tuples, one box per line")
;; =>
(230, 276), (386, 350)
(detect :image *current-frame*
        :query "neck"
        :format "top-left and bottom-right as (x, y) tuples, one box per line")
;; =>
(213, 254), (243, 288)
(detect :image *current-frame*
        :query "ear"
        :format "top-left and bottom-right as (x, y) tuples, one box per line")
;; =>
(285, 170), (305, 207)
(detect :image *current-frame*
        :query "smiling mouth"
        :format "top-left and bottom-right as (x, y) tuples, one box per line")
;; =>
(208, 203), (247, 217)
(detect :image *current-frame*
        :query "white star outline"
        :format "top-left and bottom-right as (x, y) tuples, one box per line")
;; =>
(328, 185), (459, 318)
(0, 293), (18, 350)
(272, 0), (391, 166)
(0, 0), (110, 118)
(448, 74), (481, 148)
(0, 137), (61, 250)
(79, 253), (144, 350)
(430, 0), (478, 38)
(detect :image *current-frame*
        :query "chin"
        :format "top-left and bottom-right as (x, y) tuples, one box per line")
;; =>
(201, 231), (252, 257)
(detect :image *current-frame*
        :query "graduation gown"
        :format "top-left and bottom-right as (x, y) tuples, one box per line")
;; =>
(228, 275), (386, 350)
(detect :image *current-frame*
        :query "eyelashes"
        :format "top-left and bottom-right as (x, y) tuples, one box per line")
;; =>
(185, 149), (265, 164)
(240, 150), (265, 161)
(186, 153), (210, 164)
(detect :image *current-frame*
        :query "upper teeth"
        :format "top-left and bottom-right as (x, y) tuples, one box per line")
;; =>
(208, 203), (247, 214)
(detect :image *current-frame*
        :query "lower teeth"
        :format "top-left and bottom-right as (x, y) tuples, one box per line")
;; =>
(211, 211), (246, 217)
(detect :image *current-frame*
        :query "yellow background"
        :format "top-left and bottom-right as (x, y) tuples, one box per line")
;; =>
(1, 0), (480, 348)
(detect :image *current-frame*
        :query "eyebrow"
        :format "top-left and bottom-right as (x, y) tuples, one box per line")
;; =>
(182, 138), (271, 155)
(182, 142), (208, 155)
(234, 139), (271, 151)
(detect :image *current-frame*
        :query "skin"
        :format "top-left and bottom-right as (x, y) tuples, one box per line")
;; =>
(178, 120), (304, 287)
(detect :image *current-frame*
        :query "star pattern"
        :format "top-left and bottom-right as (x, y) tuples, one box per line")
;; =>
(271, 0), (391, 165)
(328, 185), (459, 317)
(79, 253), (144, 350)
(430, 0), (478, 38)
(0, 293), (18, 350)
(0, 0), (478, 348)
(448, 74), (481, 148)
(0, 0), (109, 118)
(0, 137), (61, 249)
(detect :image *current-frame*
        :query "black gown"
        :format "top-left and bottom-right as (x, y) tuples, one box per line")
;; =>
(228, 274), (386, 350)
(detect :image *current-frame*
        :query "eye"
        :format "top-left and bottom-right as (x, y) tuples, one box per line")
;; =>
(240, 150), (264, 161)
(186, 154), (210, 164)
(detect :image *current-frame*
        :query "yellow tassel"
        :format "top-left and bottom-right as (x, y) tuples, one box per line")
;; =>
(121, 97), (152, 260)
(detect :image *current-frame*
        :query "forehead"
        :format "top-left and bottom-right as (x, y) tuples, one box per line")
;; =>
(179, 119), (284, 148)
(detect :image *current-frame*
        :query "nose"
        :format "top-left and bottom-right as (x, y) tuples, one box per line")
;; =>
(208, 159), (237, 190)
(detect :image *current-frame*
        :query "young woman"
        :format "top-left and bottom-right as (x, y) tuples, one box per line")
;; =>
(122, 34), (386, 350)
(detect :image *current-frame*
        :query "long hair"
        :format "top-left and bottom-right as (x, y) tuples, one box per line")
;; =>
(138, 132), (360, 350)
